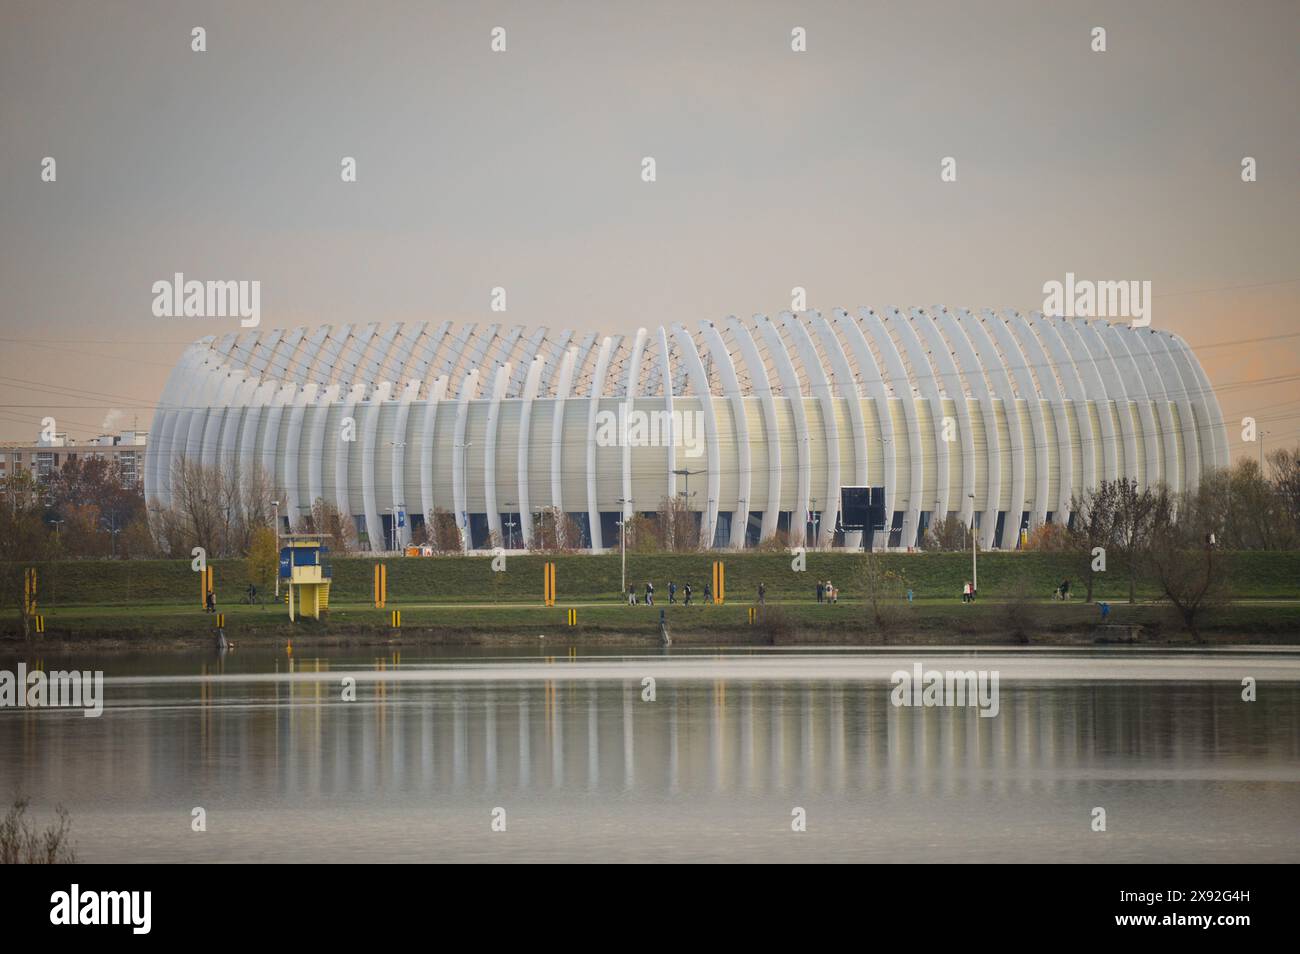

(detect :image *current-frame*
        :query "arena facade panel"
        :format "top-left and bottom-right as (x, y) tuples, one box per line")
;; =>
(144, 308), (1229, 552)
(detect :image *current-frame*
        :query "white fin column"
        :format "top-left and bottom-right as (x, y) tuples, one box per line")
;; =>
(1048, 315), (1120, 484)
(910, 307), (978, 534)
(1021, 312), (1099, 498)
(935, 307), (1003, 548)
(699, 321), (749, 547)
(1075, 319), (1140, 484)
(550, 346), (580, 515)
(858, 308), (920, 549)
(671, 323), (721, 548)
(835, 309), (897, 549)
(451, 368), (481, 551)
(1004, 311), (1073, 522)
(517, 356), (545, 547)
(753, 314), (809, 545)
(727, 317), (779, 540)
(622, 328), (650, 531)
(484, 362), (513, 547)
(584, 337), (616, 552)
(881, 307), (949, 544)
(1097, 323), (1162, 489)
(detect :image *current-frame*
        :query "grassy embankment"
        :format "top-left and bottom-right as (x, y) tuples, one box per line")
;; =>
(3, 551), (1298, 646)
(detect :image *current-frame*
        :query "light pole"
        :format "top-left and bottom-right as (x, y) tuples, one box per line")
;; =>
(673, 469), (704, 549)
(874, 436), (892, 552)
(503, 501), (517, 550)
(968, 492), (977, 594)
(455, 441), (472, 550)
(616, 497), (632, 595)
(272, 499), (280, 598)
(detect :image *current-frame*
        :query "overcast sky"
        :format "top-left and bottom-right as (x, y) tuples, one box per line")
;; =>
(1, 0), (1296, 456)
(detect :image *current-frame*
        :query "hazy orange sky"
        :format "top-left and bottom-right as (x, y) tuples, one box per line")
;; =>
(1, 0), (1296, 459)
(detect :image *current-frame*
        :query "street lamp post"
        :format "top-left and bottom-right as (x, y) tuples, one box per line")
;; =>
(455, 441), (472, 551)
(503, 501), (516, 550)
(272, 500), (280, 598)
(616, 497), (632, 596)
(968, 492), (977, 594)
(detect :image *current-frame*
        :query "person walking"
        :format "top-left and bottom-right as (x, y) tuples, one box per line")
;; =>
(816, 580), (824, 603)
(627, 584), (637, 606)
(703, 582), (712, 604)
(206, 588), (216, 613)
(827, 580), (836, 604)
(645, 581), (654, 606)
(962, 581), (971, 604)
(668, 581), (677, 604)
(683, 582), (693, 605)
(757, 582), (766, 606)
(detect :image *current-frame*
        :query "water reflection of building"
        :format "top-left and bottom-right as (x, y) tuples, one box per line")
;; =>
(158, 672), (1300, 799)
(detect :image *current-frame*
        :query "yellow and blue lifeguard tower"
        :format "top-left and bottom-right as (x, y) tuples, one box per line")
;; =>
(280, 535), (332, 621)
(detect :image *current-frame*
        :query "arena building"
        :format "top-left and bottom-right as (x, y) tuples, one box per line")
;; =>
(143, 308), (1228, 552)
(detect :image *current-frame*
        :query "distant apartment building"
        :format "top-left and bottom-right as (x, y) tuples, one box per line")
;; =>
(0, 430), (147, 487)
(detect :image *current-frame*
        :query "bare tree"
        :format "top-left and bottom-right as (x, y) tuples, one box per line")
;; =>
(656, 495), (700, 552)
(301, 497), (357, 554)
(1147, 490), (1231, 638)
(1111, 477), (1163, 604)
(1069, 482), (1117, 602)
(921, 514), (969, 551)
(856, 550), (910, 635)
(529, 507), (582, 553)
(0, 472), (57, 638)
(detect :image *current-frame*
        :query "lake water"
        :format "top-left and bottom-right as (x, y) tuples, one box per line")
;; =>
(1, 645), (1297, 862)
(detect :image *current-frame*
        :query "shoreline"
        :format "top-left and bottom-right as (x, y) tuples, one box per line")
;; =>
(6, 623), (1299, 654)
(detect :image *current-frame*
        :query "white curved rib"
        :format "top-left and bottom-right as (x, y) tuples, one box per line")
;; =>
(452, 368), (481, 551)
(1021, 312), (1100, 499)
(550, 346), (580, 515)
(911, 307), (979, 535)
(584, 336), (615, 552)
(1131, 329), (1200, 492)
(1166, 331), (1227, 475)
(1109, 325), (1179, 491)
(670, 323), (720, 548)
(484, 362), (512, 547)
(726, 316), (779, 540)
(1098, 323), (1163, 489)
(1048, 316), (1120, 484)
(857, 308), (919, 548)
(836, 309), (896, 549)
(517, 356), (545, 546)
(417, 375), (449, 525)
(753, 314), (809, 545)
(700, 320), (749, 548)
(937, 307), (1004, 548)
(1002, 310), (1072, 521)
(622, 327), (649, 527)
(882, 307), (950, 543)
(1075, 319), (1140, 484)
